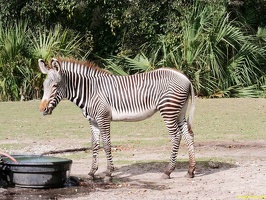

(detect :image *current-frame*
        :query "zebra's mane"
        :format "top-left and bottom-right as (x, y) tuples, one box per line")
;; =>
(56, 57), (111, 75)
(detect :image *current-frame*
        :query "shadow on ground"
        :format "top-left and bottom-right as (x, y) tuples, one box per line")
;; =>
(115, 159), (237, 177)
(111, 160), (238, 188)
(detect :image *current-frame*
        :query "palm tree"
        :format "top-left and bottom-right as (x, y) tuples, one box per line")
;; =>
(106, 1), (266, 97)
(0, 21), (28, 101)
(0, 22), (89, 101)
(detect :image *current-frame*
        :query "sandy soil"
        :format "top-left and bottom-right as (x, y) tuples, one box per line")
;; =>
(74, 140), (266, 200)
(1, 140), (265, 200)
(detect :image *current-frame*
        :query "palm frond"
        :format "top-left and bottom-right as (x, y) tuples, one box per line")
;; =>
(122, 53), (153, 72)
(104, 57), (129, 76)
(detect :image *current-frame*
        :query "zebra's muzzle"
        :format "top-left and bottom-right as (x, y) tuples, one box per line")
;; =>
(43, 107), (53, 115)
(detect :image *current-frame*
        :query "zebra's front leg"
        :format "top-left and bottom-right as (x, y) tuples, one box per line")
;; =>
(88, 122), (100, 180)
(96, 118), (114, 183)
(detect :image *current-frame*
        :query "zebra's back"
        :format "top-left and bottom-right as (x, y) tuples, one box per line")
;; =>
(95, 68), (191, 122)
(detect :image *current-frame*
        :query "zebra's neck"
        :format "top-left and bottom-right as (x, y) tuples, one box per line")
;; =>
(60, 60), (110, 77)
(59, 59), (111, 108)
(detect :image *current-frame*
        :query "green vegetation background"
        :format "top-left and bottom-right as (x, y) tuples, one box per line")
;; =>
(0, 0), (266, 101)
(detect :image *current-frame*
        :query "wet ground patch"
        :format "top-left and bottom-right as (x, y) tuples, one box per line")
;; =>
(0, 177), (119, 200)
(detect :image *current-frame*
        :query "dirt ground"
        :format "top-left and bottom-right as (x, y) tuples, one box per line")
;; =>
(1, 140), (266, 200)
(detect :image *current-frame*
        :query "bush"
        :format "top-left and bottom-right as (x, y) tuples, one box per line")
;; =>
(0, 21), (87, 101)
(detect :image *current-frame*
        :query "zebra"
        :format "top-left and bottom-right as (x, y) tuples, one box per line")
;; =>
(38, 57), (196, 182)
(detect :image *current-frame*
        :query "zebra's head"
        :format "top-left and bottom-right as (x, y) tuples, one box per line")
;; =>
(38, 58), (64, 115)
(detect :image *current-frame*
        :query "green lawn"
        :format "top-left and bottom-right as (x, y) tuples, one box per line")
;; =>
(0, 98), (265, 153)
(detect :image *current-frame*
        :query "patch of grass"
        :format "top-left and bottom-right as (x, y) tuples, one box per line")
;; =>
(194, 98), (266, 141)
(113, 155), (236, 167)
(0, 100), (89, 141)
(0, 98), (265, 154)
(112, 138), (169, 149)
(195, 156), (236, 164)
(0, 143), (28, 151)
(110, 116), (167, 141)
(59, 152), (90, 160)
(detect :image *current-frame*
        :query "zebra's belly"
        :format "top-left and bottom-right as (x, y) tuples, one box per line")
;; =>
(111, 108), (157, 122)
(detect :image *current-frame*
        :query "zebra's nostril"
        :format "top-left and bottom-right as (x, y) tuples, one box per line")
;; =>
(42, 108), (52, 115)
(47, 108), (52, 114)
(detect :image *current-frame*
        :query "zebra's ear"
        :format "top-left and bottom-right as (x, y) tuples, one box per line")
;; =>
(38, 59), (49, 74)
(51, 58), (61, 73)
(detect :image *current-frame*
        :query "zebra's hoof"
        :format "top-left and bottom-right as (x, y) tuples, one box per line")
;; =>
(185, 172), (194, 178)
(88, 174), (94, 180)
(161, 173), (170, 179)
(104, 176), (112, 183)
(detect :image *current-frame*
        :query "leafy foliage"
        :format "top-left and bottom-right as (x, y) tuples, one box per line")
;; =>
(30, 24), (86, 60)
(0, 21), (85, 101)
(0, 21), (28, 100)
(104, 0), (266, 97)
(0, 0), (266, 100)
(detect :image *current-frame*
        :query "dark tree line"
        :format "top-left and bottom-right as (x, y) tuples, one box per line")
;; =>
(0, 0), (266, 100)
(1, 0), (265, 57)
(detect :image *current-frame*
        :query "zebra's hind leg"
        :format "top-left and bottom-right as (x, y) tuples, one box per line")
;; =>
(99, 120), (114, 183)
(88, 122), (101, 180)
(101, 132), (114, 183)
(179, 119), (196, 178)
(161, 119), (182, 179)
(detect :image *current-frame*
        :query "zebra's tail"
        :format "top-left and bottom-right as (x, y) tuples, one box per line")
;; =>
(187, 83), (195, 134)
